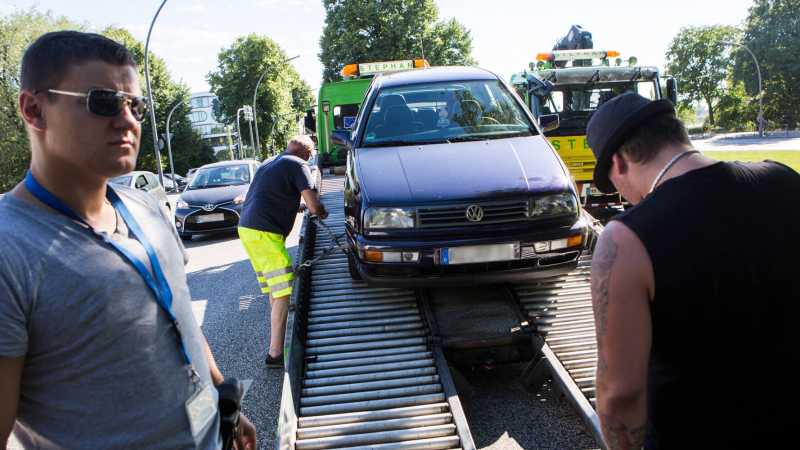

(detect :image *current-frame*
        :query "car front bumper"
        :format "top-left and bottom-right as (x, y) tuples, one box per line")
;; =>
(175, 204), (242, 235)
(347, 217), (589, 287)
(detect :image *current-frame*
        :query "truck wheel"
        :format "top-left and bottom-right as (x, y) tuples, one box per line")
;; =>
(347, 252), (362, 281)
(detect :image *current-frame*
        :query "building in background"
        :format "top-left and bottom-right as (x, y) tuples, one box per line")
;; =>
(189, 92), (234, 156)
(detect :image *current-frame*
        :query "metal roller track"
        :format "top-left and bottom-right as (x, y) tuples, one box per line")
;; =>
(279, 176), (475, 450)
(513, 226), (606, 447)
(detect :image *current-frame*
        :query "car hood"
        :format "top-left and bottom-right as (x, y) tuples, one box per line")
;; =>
(356, 136), (571, 204)
(179, 184), (248, 205)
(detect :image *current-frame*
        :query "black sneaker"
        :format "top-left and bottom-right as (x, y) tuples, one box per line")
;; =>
(265, 353), (284, 368)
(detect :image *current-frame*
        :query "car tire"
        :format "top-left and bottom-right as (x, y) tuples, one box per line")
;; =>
(347, 252), (362, 281)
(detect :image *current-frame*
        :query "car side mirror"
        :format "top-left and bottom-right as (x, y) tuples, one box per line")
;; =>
(330, 129), (353, 150)
(539, 114), (560, 132)
(666, 77), (678, 105)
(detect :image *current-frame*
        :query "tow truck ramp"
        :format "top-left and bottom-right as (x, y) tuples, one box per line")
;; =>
(278, 176), (605, 449)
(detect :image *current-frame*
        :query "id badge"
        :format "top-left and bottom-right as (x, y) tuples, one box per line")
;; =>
(185, 383), (218, 439)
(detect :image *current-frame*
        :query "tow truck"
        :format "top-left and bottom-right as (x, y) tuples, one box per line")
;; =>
(511, 26), (678, 220)
(305, 59), (430, 168)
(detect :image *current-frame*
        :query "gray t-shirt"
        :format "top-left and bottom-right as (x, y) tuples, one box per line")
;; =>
(0, 186), (221, 450)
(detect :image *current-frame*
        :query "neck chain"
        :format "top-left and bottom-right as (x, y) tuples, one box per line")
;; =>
(648, 150), (701, 194)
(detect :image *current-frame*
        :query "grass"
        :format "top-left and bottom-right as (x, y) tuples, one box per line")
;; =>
(701, 150), (800, 173)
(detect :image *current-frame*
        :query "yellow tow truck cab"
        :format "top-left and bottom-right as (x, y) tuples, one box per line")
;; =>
(511, 49), (677, 205)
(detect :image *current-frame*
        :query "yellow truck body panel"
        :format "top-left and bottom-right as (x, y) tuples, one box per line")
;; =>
(547, 135), (596, 183)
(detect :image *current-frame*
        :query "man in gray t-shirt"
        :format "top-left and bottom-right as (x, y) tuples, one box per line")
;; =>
(0, 31), (255, 449)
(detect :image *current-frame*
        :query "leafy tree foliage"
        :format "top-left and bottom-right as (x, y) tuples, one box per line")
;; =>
(0, 8), (83, 192)
(319, 0), (476, 82)
(208, 34), (314, 159)
(733, 0), (800, 129)
(666, 25), (741, 126)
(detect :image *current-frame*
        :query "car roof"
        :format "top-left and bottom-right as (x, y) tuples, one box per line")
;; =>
(115, 171), (151, 177)
(375, 66), (498, 89)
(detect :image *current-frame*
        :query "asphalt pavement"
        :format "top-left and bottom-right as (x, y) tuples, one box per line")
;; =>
(185, 214), (597, 449)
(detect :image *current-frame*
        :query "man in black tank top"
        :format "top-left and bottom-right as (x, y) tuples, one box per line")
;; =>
(584, 93), (800, 450)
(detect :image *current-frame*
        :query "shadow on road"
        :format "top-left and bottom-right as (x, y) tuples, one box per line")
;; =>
(457, 363), (598, 450)
(183, 230), (240, 248)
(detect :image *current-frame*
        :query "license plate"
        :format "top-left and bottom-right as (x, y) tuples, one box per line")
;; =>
(441, 243), (518, 265)
(196, 213), (224, 223)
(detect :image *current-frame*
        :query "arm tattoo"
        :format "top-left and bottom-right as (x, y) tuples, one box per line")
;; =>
(592, 235), (618, 338)
(602, 415), (647, 450)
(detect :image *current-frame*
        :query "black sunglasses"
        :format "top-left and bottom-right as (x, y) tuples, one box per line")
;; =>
(45, 88), (149, 122)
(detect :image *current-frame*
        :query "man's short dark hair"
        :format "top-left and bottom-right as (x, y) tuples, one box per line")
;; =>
(20, 31), (136, 93)
(618, 112), (691, 164)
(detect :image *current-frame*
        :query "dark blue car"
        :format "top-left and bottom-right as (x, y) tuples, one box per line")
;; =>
(334, 66), (590, 286)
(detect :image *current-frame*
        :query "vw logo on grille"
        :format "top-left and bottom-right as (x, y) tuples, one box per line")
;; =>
(465, 205), (484, 222)
(202, 204), (216, 212)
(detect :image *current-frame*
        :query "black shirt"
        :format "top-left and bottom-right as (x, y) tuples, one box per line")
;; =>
(615, 161), (800, 449)
(239, 153), (314, 236)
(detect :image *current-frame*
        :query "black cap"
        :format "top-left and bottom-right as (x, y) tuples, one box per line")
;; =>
(586, 93), (676, 193)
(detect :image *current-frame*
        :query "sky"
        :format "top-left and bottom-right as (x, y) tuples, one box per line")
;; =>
(1, 0), (755, 94)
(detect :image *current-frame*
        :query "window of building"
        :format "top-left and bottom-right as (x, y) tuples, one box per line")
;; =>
(190, 96), (213, 109)
(190, 111), (208, 123)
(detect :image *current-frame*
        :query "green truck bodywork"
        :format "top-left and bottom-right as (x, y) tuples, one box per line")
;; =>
(316, 78), (372, 166)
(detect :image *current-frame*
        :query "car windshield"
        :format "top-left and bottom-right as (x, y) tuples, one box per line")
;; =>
(543, 80), (658, 133)
(362, 80), (536, 147)
(110, 175), (132, 186)
(188, 164), (251, 189)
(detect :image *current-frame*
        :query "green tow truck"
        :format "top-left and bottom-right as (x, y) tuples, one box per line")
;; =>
(306, 59), (430, 167)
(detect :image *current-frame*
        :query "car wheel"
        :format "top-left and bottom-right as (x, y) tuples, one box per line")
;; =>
(347, 252), (362, 281)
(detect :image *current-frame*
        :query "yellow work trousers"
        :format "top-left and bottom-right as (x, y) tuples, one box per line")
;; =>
(238, 227), (294, 298)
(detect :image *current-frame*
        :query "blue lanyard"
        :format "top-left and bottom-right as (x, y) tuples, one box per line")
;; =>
(24, 172), (194, 368)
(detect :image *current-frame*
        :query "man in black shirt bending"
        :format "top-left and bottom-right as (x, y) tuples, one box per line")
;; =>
(238, 135), (327, 367)
(586, 93), (800, 449)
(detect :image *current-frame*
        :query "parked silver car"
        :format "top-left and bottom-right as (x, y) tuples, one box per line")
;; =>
(110, 171), (172, 218)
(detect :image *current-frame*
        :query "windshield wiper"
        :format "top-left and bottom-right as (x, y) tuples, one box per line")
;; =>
(449, 131), (533, 142)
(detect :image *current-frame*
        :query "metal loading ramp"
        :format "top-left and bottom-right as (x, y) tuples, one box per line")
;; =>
(278, 177), (475, 450)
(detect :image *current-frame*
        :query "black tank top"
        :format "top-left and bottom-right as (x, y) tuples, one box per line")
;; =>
(615, 161), (800, 449)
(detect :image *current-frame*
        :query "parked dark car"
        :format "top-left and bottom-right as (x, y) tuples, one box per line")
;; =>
(335, 66), (590, 286)
(163, 173), (188, 192)
(174, 160), (260, 240)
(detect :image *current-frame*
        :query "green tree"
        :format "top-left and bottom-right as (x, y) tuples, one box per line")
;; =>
(0, 8), (84, 192)
(666, 25), (741, 126)
(102, 27), (215, 175)
(715, 78), (758, 131)
(207, 34), (314, 159)
(319, 0), (476, 82)
(733, 0), (800, 129)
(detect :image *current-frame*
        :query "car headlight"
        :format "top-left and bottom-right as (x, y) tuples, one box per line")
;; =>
(364, 207), (416, 229)
(233, 193), (246, 205)
(530, 193), (578, 218)
(176, 199), (189, 209)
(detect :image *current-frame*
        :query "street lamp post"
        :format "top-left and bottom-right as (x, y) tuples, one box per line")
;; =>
(725, 41), (765, 137)
(236, 107), (245, 160)
(144, 0), (169, 187)
(165, 100), (185, 191)
(252, 55), (300, 156)
(246, 107), (256, 159)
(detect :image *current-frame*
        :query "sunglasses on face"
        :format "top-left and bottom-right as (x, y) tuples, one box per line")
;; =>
(45, 88), (149, 122)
